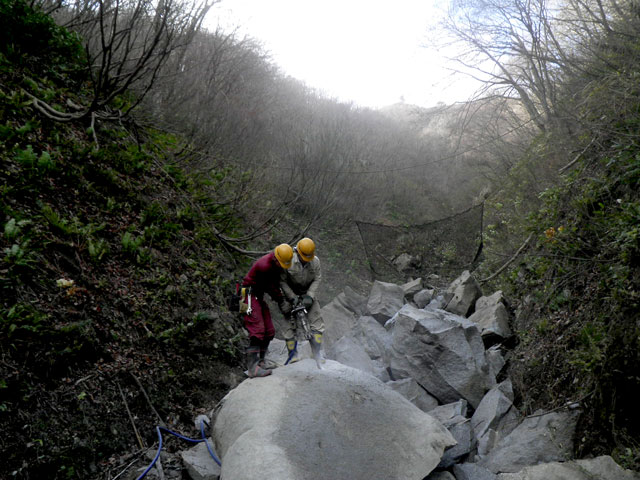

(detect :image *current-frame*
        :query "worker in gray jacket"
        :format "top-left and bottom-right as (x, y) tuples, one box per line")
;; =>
(280, 237), (324, 362)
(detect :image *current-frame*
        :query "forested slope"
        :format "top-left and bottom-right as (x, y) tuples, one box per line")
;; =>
(444, 0), (640, 466)
(0, 2), (249, 476)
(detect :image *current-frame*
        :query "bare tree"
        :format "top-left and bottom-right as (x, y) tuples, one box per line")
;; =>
(150, 28), (279, 160)
(439, 0), (576, 133)
(27, 0), (212, 131)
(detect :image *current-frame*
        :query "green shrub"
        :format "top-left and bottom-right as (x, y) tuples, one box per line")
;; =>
(3, 240), (36, 270)
(121, 230), (150, 263)
(87, 237), (109, 263)
(505, 140), (640, 459)
(4, 218), (30, 241)
(0, 0), (84, 76)
(1, 303), (47, 337)
(14, 145), (37, 167)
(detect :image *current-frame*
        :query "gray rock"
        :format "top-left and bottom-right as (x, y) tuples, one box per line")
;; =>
(265, 338), (312, 366)
(180, 441), (221, 480)
(426, 471), (456, 480)
(402, 278), (423, 299)
(320, 297), (358, 348)
(453, 463), (497, 480)
(496, 455), (640, 480)
(477, 428), (500, 457)
(471, 380), (515, 442)
(212, 360), (456, 480)
(426, 295), (446, 310)
(478, 409), (580, 473)
(438, 416), (473, 468)
(485, 345), (506, 380)
(476, 409), (520, 458)
(414, 288), (435, 308)
(366, 280), (405, 324)
(468, 303), (512, 341)
(444, 271), (483, 317)
(350, 315), (392, 362)
(476, 291), (507, 311)
(326, 336), (388, 381)
(388, 304), (495, 408)
(393, 252), (418, 272)
(386, 377), (439, 412)
(428, 400), (469, 425)
(335, 286), (367, 316)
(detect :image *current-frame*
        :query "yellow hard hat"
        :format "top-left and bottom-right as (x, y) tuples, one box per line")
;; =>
(274, 244), (293, 269)
(296, 237), (315, 262)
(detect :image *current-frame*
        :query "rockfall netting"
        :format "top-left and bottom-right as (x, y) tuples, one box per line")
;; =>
(356, 203), (484, 285)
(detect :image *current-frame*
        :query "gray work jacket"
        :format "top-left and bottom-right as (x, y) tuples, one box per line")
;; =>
(281, 252), (322, 301)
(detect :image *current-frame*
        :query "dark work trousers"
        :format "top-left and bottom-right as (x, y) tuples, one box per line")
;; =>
(242, 294), (275, 342)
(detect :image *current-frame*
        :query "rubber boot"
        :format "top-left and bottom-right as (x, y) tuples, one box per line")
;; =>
(285, 340), (300, 364)
(246, 346), (272, 378)
(259, 339), (276, 370)
(310, 332), (325, 369)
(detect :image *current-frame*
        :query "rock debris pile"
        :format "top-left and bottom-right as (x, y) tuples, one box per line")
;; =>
(178, 271), (639, 480)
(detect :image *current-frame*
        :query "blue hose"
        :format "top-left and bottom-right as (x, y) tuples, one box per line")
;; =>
(136, 420), (221, 480)
(200, 420), (221, 466)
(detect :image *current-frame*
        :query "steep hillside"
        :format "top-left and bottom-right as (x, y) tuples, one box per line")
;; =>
(495, 141), (640, 466)
(0, 2), (249, 477)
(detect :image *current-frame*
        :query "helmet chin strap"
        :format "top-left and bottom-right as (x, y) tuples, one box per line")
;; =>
(296, 250), (308, 263)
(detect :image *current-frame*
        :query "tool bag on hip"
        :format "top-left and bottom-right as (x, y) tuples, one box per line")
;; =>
(228, 282), (252, 314)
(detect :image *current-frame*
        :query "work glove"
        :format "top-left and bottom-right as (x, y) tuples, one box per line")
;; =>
(278, 299), (292, 315)
(301, 294), (314, 309)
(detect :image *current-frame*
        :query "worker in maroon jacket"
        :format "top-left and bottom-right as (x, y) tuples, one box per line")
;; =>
(241, 244), (294, 377)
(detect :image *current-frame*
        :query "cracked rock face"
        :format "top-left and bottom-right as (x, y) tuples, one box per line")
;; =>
(388, 304), (495, 409)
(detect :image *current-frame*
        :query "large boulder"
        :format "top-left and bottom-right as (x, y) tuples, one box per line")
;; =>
(388, 304), (495, 408)
(212, 360), (456, 480)
(495, 455), (640, 480)
(477, 409), (580, 474)
(320, 297), (358, 348)
(443, 271), (482, 317)
(366, 280), (405, 324)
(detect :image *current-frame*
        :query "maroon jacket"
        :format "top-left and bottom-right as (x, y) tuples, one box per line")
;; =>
(242, 252), (284, 303)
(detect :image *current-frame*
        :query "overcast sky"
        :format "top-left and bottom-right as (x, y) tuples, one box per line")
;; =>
(206, 0), (481, 109)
